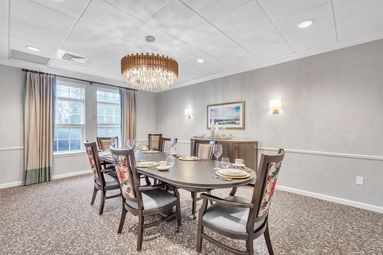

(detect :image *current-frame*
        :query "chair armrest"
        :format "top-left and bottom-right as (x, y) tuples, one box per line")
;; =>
(200, 193), (254, 208)
(138, 184), (166, 191)
(100, 168), (114, 173)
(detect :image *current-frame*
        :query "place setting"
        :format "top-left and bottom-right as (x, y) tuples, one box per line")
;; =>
(214, 157), (252, 181)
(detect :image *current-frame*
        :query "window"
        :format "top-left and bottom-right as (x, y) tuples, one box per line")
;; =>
(97, 89), (121, 140)
(54, 81), (85, 153)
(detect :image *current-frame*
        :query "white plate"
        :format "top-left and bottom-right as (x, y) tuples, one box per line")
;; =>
(232, 163), (246, 168)
(156, 165), (172, 171)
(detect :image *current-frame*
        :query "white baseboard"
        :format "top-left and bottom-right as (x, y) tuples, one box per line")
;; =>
(276, 185), (383, 214)
(0, 170), (92, 189)
(0, 181), (23, 189)
(51, 170), (92, 180)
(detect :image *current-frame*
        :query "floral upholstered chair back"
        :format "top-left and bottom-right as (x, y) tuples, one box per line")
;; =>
(84, 142), (103, 184)
(148, 134), (162, 151)
(110, 148), (137, 200)
(97, 136), (118, 152)
(252, 149), (285, 218)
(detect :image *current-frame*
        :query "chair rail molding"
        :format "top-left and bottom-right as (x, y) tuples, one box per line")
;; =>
(175, 140), (383, 162)
(0, 146), (24, 152)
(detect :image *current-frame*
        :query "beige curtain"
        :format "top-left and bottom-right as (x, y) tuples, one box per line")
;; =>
(24, 72), (55, 185)
(120, 88), (136, 147)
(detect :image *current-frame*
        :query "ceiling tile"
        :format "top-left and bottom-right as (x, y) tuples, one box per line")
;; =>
(257, 0), (329, 19)
(270, 3), (337, 51)
(213, 1), (292, 59)
(11, 19), (64, 49)
(182, 0), (251, 21)
(61, 0), (143, 61)
(334, 0), (383, 40)
(104, 0), (169, 21)
(11, 0), (75, 35)
(147, 0), (258, 66)
(30, 0), (89, 18)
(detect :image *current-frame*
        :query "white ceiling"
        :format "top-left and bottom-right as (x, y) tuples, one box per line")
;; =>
(1, 0), (383, 90)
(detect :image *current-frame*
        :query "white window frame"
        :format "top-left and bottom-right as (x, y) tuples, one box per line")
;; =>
(96, 87), (121, 139)
(54, 80), (86, 155)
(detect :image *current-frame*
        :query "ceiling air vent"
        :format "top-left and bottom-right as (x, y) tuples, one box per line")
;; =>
(56, 49), (87, 64)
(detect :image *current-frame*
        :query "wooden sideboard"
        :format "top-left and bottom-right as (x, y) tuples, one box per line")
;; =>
(190, 137), (258, 171)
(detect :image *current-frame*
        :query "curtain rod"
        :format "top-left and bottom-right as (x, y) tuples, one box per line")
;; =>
(21, 68), (137, 92)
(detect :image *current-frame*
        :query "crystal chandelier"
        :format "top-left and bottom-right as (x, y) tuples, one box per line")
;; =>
(121, 53), (178, 92)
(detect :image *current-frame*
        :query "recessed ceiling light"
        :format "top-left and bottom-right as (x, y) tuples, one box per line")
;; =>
(298, 19), (314, 29)
(25, 46), (40, 52)
(196, 59), (205, 63)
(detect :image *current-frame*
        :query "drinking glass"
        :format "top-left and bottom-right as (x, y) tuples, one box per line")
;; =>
(221, 157), (230, 169)
(169, 138), (177, 155)
(128, 139), (136, 149)
(213, 144), (222, 169)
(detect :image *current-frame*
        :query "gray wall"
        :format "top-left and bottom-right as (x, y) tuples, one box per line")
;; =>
(0, 65), (157, 186)
(157, 39), (383, 208)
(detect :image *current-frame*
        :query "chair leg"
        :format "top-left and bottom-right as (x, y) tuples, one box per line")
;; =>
(264, 225), (274, 255)
(99, 189), (106, 215)
(246, 238), (254, 255)
(196, 223), (203, 253)
(90, 187), (98, 205)
(118, 207), (127, 234)
(191, 192), (197, 219)
(175, 203), (181, 232)
(137, 215), (144, 251)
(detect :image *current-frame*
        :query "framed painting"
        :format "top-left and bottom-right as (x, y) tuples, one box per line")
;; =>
(207, 101), (245, 130)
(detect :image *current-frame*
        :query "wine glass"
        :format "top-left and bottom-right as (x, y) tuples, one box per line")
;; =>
(221, 157), (231, 169)
(128, 139), (136, 149)
(169, 138), (177, 155)
(213, 144), (222, 169)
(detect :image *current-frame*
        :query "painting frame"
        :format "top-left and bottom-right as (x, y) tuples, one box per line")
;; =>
(207, 101), (245, 130)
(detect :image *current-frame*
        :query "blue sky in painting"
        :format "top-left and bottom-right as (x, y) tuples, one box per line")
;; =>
(210, 105), (241, 119)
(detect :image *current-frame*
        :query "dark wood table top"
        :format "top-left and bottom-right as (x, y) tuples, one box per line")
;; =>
(99, 152), (255, 191)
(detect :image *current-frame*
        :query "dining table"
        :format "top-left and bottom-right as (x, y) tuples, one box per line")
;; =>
(99, 151), (256, 218)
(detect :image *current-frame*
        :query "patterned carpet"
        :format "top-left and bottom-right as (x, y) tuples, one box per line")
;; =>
(0, 174), (382, 255)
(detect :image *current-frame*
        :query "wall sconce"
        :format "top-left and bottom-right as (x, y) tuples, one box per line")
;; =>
(184, 108), (192, 119)
(269, 99), (282, 114)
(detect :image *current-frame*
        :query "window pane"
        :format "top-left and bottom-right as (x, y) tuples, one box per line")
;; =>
(97, 127), (121, 138)
(56, 84), (83, 99)
(55, 100), (83, 124)
(56, 127), (69, 139)
(57, 139), (69, 151)
(97, 103), (120, 125)
(97, 90), (120, 103)
(69, 139), (81, 151)
(69, 128), (81, 139)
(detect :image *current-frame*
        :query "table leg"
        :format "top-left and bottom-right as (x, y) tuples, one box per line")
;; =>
(190, 192), (197, 220)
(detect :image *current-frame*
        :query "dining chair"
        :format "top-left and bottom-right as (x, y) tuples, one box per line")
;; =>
(110, 147), (181, 251)
(96, 136), (119, 151)
(196, 149), (285, 255)
(148, 133), (162, 151)
(186, 140), (216, 219)
(161, 137), (178, 152)
(197, 143), (214, 160)
(84, 142), (121, 215)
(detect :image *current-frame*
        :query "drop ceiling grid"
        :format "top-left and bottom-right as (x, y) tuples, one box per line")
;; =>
(1, 0), (383, 90)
